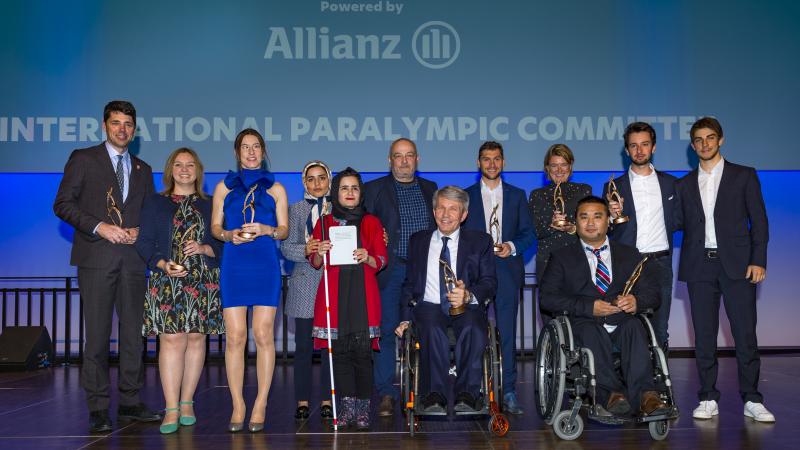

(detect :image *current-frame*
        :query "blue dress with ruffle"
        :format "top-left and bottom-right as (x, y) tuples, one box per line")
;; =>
(220, 169), (281, 307)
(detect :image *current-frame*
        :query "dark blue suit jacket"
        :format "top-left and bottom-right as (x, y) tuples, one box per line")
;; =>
(674, 160), (768, 282)
(463, 181), (535, 285)
(364, 174), (438, 288)
(603, 170), (678, 252)
(400, 228), (497, 322)
(540, 241), (658, 325)
(135, 193), (222, 272)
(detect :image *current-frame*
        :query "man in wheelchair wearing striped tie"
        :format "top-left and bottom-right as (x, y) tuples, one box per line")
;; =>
(539, 196), (671, 418)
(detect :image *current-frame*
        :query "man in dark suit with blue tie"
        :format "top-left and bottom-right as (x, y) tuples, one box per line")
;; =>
(675, 117), (774, 422)
(462, 141), (534, 414)
(364, 138), (438, 416)
(604, 122), (677, 352)
(395, 186), (497, 413)
(54, 101), (160, 433)
(540, 196), (670, 417)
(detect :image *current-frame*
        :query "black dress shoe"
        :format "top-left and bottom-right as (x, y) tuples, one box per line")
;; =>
(454, 392), (478, 412)
(118, 403), (162, 422)
(421, 392), (447, 414)
(295, 405), (310, 420)
(89, 410), (112, 433)
(320, 404), (333, 419)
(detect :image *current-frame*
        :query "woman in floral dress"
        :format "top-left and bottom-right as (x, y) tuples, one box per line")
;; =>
(136, 148), (223, 434)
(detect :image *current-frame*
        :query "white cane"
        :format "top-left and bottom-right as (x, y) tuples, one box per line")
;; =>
(319, 202), (339, 431)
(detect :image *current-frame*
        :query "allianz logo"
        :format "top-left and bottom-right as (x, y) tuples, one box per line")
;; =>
(264, 21), (460, 69)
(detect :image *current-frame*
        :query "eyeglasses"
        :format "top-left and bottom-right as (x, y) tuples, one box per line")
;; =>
(240, 143), (263, 152)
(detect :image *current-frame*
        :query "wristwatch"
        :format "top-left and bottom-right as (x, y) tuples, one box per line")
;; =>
(271, 229), (278, 239)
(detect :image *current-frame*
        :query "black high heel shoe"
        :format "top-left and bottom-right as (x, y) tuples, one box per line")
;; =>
(294, 405), (310, 420)
(320, 404), (333, 419)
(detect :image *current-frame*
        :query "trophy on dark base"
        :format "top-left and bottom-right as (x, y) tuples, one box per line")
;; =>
(488, 204), (503, 253)
(439, 258), (466, 316)
(238, 184), (258, 239)
(552, 182), (571, 228)
(168, 223), (198, 273)
(606, 175), (630, 225)
(106, 187), (123, 227)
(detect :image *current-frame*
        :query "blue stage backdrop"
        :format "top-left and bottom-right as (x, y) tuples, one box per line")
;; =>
(1, 1), (799, 348)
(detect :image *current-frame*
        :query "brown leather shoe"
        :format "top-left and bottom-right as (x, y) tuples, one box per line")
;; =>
(640, 391), (671, 416)
(378, 395), (395, 417)
(606, 392), (631, 415)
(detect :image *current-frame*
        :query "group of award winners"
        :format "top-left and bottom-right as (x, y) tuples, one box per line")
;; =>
(53, 100), (774, 436)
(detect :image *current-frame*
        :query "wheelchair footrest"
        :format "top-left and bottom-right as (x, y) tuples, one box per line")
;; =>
(412, 408), (448, 416)
(454, 408), (489, 416)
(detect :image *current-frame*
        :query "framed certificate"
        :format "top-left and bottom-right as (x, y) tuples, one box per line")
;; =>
(328, 225), (358, 266)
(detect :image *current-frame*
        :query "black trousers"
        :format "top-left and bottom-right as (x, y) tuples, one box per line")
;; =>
(293, 317), (331, 403)
(413, 302), (487, 400)
(78, 264), (146, 412)
(648, 254), (674, 350)
(331, 331), (373, 399)
(571, 315), (654, 407)
(687, 257), (762, 403)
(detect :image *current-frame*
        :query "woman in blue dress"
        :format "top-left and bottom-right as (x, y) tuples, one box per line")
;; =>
(210, 128), (288, 433)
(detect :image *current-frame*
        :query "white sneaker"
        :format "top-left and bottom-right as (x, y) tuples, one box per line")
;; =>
(744, 401), (776, 423)
(692, 400), (719, 419)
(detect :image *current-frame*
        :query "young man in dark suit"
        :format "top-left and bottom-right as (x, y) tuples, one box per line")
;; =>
(395, 186), (497, 414)
(675, 117), (773, 422)
(54, 100), (159, 432)
(462, 141), (534, 414)
(605, 122), (678, 352)
(540, 196), (670, 417)
(364, 138), (438, 416)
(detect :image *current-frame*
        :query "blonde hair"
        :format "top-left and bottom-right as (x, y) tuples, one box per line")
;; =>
(543, 143), (574, 181)
(161, 148), (208, 199)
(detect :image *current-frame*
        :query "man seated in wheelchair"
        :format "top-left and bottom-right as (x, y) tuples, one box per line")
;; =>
(540, 196), (671, 418)
(394, 186), (497, 414)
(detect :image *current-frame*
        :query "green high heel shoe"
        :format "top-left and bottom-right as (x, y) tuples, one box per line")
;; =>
(179, 401), (196, 426)
(160, 407), (180, 434)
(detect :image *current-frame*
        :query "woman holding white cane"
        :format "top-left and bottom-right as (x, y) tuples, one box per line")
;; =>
(309, 167), (386, 430)
(280, 161), (333, 420)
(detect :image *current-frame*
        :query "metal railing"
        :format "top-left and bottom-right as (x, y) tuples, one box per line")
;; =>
(0, 275), (539, 364)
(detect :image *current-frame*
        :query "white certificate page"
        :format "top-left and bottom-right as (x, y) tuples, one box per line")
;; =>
(328, 225), (358, 266)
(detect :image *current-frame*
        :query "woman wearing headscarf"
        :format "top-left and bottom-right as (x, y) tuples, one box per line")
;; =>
(280, 161), (333, 420)
(309, 167), (386, 430)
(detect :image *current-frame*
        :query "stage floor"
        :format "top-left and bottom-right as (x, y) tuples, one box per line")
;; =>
(0, 356), (796, 449)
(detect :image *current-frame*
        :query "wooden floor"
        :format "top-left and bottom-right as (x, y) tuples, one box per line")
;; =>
(0, 356), (796, 449)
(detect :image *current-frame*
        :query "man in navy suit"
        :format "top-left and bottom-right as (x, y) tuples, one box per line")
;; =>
(364, 138), (438, 416)
(540, 196), (670, 417)
(54, 101), (160, 432)
(463, 141), (534, 414)
(395, 186), (497, 413)
(675, 117), (774, 422)
(605, 122), (677, 352)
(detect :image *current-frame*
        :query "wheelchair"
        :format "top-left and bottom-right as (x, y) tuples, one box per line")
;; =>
(535, 311), (678, 441)
(398, 320), (509, 437)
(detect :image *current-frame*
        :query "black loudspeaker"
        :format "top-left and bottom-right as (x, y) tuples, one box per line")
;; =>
(0, 326), (53, 371)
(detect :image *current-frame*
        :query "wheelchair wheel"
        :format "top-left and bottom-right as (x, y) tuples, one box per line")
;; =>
(399, 328), (417, 419)
(648, 420), (669, 441)
(553, 409), (584, 441)
(488, 413), (510, 437)
(535, 321), (565, 425)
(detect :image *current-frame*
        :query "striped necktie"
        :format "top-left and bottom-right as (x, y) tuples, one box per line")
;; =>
(589, 245), (610, 294)
(115, 154), (125, 196)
